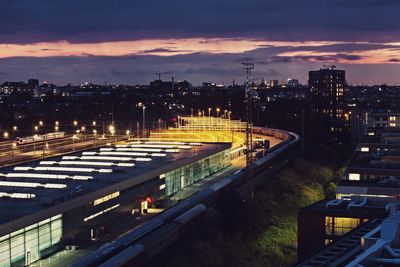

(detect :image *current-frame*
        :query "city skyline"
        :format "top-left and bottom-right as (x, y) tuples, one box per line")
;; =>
(1, 1), (400, 85)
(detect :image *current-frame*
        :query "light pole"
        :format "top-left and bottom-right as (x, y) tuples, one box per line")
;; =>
(42, 142), (49, 158)
(93, 129), (97, 145)
(12, 126), (17, 138)
(109, 125), (116, 144)
(136, 122), (140, 140)
(142, 106), (146, 138)
(208, 108), (211, 127)
(55, 121), (59, 132)
(33, 126), (38, 155)
(126, 130), (131, 141)
(72, 135), (77, 151)
(11, 143), (16, 164)
(73, 120), (78, 135)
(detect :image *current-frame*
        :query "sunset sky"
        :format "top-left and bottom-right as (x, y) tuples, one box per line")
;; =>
(1, 0), (400, 85)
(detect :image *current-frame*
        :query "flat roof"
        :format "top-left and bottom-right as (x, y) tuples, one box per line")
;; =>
(301, 198), (388, 218)
(0, 141), (230, 236)
(344, 129), (400, 180)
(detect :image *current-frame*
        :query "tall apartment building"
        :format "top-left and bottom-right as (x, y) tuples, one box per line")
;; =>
(309, 66), (347, 143)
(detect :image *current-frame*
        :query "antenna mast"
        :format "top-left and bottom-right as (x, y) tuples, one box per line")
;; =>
(242, 61), (254, 168)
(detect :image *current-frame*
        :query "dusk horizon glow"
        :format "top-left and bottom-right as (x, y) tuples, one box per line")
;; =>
(1, 0), (400, 85)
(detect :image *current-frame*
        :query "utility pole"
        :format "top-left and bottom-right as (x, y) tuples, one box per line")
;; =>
(242, 61), (254, 168)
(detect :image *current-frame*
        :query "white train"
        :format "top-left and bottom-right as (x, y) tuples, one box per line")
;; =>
(15, 132), (66, 145)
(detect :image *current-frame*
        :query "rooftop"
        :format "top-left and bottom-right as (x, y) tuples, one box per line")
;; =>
(301, 198), (389, 218)
(0, 141), (230, 234)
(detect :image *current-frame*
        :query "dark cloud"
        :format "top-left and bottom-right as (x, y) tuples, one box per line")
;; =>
(287, 53), (364, 62)
(286, 43), (397, 53)
(139, 48), (191, 54)
(0, 1), (399, 85)
(265, 56), (293, 64)
(109, 70), (132, 77)
(0, 1), (399, 43)
(182, 67), (242, 76)
(1, 53), (400, 86)
(231, 57), (256, 63)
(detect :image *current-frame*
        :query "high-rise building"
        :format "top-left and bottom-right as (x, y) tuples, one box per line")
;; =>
(309, 66), (347, 143)
(309, 66), (345, 119)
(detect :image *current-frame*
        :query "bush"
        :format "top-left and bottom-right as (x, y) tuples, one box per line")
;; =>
(150, 146), (346, 267)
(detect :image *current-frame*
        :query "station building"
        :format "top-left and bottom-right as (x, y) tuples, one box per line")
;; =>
(0, 141), (231, 267)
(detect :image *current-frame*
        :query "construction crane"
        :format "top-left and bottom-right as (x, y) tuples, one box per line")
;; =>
(155, 71), (170, 81)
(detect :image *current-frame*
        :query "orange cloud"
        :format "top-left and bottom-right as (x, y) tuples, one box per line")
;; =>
(0, 38), (342, 58)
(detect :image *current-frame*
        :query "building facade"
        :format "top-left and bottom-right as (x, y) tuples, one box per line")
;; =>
(0, 142), (231, 267)
(309, 66), (347, 143)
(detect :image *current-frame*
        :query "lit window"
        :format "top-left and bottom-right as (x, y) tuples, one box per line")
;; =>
(360, 147), (369, 152)
(349, 173), (360, 181)
(84, 204), (120, 222)
(93, 191), (120, 206)
(390, 116), (396, 121)
(390, 122), (396, 127)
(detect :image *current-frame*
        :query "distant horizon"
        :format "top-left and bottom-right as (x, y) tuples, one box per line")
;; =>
(2, 1), (400, 86)
(2, 70), (400, 88)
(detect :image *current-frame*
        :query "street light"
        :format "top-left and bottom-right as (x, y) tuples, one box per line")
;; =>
(92, 121), (96, 126)
(109, 125), (115, 135)
(126, 130), (131, 141)
(93, 129), (97, 145)
(11, 142), (16, 164)
(72, 135), (77, 151)
(73, 121), (78, 127)
(42, 142), (49, 158)
(142, 106), (146, 138)
(55, 121), (59, 126)
(3, 132), (9, 139)
(39, 121), (43, 127)
(12, 126), (17, 132)
(216, 107), (220, 117)
(34, 126), (39, 132)
(54, 126), (59, 131)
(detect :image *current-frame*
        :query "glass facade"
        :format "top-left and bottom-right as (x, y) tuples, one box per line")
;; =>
(0, 214), (62, 267)
(164, 149), (231, 196)
(325, 216), (363, 237)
